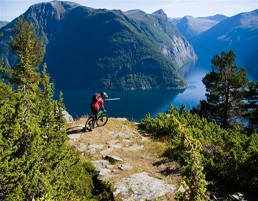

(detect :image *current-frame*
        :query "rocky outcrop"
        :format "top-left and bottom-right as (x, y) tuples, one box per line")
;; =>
(67, 118), (179, 200)
(62, 110), (73, 122)
(113, 172), (176, 201)
(66, 117), (255, 201)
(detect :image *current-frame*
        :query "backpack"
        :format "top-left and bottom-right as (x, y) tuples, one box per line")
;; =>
(92, 93), (100, 102)
(90, 101), (99, 110)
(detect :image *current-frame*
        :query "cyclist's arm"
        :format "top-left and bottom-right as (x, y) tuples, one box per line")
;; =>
(98, 99), (104, 110)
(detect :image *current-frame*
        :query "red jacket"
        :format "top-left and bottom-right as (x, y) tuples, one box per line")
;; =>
(90, 101), (99, 110)
(98, 98), (105, 110)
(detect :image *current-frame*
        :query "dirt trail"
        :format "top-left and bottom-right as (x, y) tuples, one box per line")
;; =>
(66, 117), (181, 200)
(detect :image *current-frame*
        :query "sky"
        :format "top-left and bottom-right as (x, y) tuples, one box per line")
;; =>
(1, 0), (258, 22)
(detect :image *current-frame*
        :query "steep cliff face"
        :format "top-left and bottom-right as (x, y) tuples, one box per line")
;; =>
(162, 35), (197, 67)
(125, 9), (197, 69)
(0, 1), (197, 90)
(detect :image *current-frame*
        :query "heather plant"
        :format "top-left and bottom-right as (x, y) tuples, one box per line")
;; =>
(141, 106), (209, 200)
(175, 128), (209, 201)
(140, 104), (258, 198)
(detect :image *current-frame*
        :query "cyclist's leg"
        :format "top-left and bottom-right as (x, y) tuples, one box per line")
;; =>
(93, 110), (98, 128)
(90, 108), (98, 128)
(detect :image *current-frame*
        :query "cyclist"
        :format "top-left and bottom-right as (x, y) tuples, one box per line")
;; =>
(98, 92), (108, 112)
(90, 95), (99, 128)
(90, 92), (108, 128)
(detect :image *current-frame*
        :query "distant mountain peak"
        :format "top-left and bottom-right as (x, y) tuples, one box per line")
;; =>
(192, 9), (258, 77)
(152, 9), (167, 18)
(50, 0), (80, 7)
(38, 0), (80, 11)
(184, 15), (194, 18)
(0, 21), (9, 28)
(125, 9), (147, 16)
(198, 14), (228, 22)
(171, 14), (229, 41)
(23, 0), (81, 21)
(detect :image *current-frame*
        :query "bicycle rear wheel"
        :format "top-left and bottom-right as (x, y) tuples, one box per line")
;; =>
(97, 114), (108, 127)
(85, 116), (94, 131)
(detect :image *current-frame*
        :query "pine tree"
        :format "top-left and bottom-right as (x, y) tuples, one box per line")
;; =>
(3, 18), (44, 91)
(0, 18), (110, 200)
(0, 62), (17, 200)
(37, 64), (70, 198)
(0, 18), (47, 200)
(198, 50), (250, 128)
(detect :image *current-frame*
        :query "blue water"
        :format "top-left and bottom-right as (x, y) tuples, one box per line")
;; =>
(55, 60), (209, 122)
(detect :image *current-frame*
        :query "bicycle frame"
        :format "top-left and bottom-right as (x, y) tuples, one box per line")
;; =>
(97, 110), (104, 118)
(85, 110), (108, 131)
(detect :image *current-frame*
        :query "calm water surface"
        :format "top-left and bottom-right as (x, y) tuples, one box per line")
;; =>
(56, 60), (210, 122)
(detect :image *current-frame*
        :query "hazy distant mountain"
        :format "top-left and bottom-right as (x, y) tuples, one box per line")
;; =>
(198, 15), (228, 21)
(0, 1), (197, 90)
(170, 14), (228, 43)
(0, 21), (9, 28)
(192, 9), (258, 76)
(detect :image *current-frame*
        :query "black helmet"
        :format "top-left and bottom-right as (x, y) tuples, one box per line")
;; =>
(101, 92), (108, 98)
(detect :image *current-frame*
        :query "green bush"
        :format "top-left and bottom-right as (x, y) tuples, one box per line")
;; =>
(140, 104), (258, 198)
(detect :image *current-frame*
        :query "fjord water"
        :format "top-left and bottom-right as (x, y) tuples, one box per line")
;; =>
(56, 59), (209, 122)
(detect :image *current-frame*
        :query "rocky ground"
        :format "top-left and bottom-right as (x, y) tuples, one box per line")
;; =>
(65, 116), (253, 201)
(66, 117), (182, 201)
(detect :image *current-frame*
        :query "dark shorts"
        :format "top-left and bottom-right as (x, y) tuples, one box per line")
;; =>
(91, 108), (98, 120)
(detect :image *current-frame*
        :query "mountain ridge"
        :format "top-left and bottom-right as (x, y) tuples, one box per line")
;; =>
(170, 9), (258, 77)
(170, 14), (228, 43)
(192, 9), (258, 75)
(0, 1), (197, 90)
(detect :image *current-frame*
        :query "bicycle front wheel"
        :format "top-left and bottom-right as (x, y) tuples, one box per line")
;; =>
(85, 116), (94, 131)
(97, 114), (108, 127)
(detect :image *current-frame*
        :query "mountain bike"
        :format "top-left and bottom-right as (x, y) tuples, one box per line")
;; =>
(85, 110), (108, 131)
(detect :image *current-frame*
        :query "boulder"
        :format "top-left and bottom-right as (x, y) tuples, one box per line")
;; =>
(113, 172), (176, 201)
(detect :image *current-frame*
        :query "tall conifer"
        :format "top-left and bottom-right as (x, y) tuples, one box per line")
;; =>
(0, 18), (47, 200)
(198, 50), (249, 128)
(0, 18), (109, 200)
